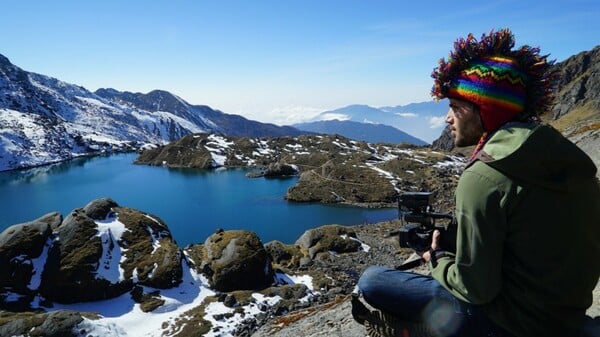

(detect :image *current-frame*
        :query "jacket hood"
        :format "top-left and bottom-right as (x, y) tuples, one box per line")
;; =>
(475, 123), (597, 191)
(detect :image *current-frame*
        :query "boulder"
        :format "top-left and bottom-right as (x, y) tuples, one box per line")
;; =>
(0, 310), (85, 337)
(264, 240), (303, 268)
(262, 162), (299, 177)
(40, 208), (124, 303)
(116, 207), (183, 289)
(0, 213), (56, 292)
(82, 197), (119, 220)
(295, 225), (362, 259)
(202, 230), (273, 291)
(1, 199), (184, 305)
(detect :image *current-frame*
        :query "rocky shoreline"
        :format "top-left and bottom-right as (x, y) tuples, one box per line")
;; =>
(0, 197), (415, 337)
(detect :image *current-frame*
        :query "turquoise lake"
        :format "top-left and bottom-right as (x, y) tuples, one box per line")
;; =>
(0, 153), (398, 246)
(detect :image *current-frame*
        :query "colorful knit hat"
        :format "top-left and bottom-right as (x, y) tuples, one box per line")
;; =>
(431, 28), (558, 132)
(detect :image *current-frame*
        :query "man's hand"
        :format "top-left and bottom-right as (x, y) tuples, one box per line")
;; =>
(418, 230), (441, 263)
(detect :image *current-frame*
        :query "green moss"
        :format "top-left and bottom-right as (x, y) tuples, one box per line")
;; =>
(0, 311), (46, 327)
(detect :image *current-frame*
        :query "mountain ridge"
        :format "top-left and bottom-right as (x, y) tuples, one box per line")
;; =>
(0, 53), (308, 171)
(311, 101), (448, 143)
(293, 119), (427, 145)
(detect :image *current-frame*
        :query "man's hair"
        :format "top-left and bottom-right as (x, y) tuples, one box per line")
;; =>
(431, 28), (558, 132)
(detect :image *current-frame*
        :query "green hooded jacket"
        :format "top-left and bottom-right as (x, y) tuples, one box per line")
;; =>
(430, 123), (600, 336)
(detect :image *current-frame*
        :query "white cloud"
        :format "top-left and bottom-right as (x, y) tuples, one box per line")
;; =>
(429, 116), (446, 128)
(395, 112), (418, 118)
(319, 113), (350, 121)
(361, 118), (377, 124)
(243, 106), (327, 126)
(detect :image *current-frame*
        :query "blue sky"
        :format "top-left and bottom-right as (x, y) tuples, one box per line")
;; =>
(1, 0), (599, 125)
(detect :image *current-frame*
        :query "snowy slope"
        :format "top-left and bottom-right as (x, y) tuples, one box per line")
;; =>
(0, 53), (304, 172)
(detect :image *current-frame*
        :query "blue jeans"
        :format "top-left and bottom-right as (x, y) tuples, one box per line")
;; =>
(357, 266), (514, 337)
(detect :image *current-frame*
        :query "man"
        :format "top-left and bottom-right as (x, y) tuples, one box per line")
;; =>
(353, 29), (600, 337)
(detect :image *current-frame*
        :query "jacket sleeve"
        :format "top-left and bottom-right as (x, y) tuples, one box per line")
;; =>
(430, 168), (506, 304)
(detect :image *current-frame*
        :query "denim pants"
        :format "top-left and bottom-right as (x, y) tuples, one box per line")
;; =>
(357, 265), (514, 337)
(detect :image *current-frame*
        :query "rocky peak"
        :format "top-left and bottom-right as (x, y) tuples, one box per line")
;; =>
(95, 88), (190, 116)
(552, 46), (600, 119)
(0, 53), (13, 68)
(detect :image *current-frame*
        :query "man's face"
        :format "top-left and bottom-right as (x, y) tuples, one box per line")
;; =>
(446, 98), (485, 147)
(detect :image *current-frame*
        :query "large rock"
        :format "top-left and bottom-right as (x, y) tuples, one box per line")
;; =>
(116, 206), (183, 289)
(0, 213), (57, 304)
(202, 230), (274, 291)
(40, 207), (124, 303)
(295, 225), (362, 259)
(263, 162), (299, 177)
(82, 197), (119, 220)
(30, 199), (184, 303)
(0, 310), (84, 337)
(265, 240), (303, 269)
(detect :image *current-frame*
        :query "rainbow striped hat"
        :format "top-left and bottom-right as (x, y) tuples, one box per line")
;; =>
(431, 29), (558, 132)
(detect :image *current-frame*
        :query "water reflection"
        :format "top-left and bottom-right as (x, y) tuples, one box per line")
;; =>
(0, 156), (98, 185)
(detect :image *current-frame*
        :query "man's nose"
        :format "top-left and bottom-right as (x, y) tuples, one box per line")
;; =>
(445, 109), (453, 123)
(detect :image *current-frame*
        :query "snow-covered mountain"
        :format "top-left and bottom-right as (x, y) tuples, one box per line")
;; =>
(310, 102), (448, 144)
(0, 53), (304, 172)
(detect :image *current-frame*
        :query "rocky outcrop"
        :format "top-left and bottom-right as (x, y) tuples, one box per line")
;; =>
(0, 198), (184, 306)
(199, 230), (274, 291)
(0, 310), (86, 337)
(252, 296), (366, 337)
(116, 206), (183, 289)
(247, 162), (300, 178)
(40, 207), (114, 303)
(134, 134), (216, 168)
(295, 225), (362, 260)
(552, 46), (600, 119)
(265, 240), (303, 269)
(0, 213), (57, 308)
(431, 125), (454, 152)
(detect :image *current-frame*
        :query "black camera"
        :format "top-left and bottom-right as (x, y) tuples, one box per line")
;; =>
(398, 192), (457, 253)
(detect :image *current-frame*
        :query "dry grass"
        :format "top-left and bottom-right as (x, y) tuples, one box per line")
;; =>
(548, 102), (600, 134)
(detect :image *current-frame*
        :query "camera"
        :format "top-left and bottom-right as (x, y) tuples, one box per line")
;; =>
(398, 192), (457, 253)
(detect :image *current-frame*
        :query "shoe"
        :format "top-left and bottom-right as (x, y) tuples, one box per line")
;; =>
(351, 293), (437, 337)
(351, 293), (370, 325)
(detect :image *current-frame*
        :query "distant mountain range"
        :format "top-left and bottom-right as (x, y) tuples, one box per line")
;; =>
(303, 102), (449, 144)
(293, 119), (427, 145)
